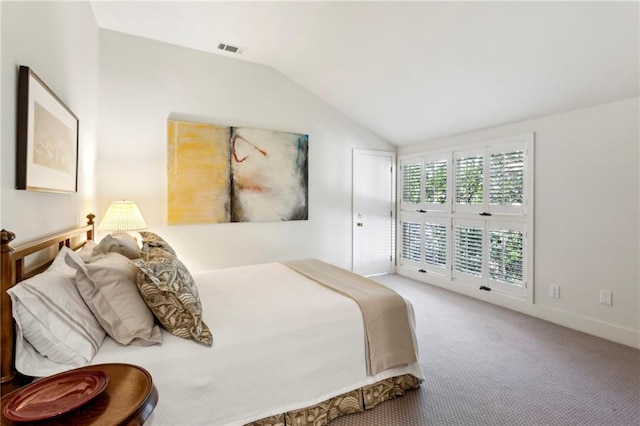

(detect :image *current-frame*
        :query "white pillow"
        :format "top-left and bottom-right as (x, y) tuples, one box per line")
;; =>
(8, 247), (106, 375)
(77, 240), (98, 262)
(92, 233), (140, 260)
(14, 331), (83, 378)
(65, 250), (162, 346)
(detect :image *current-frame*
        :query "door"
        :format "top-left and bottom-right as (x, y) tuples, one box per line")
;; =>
(352, 149), (395, 276)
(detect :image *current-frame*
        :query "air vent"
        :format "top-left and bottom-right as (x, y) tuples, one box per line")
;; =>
(217, 42), (244, 55)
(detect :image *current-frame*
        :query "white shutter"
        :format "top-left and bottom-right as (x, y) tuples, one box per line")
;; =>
(454, 149), (484, 213)
(453, 219), (484, 283)
(487, 222), (526, 296)
(423, 219), (448, 274)
(400, 219), (422, 267)
(400, 159), (423, 210)
(424, 155), (449, 211)
(488, 142), (525, 215)
(398, 133), (533, 300)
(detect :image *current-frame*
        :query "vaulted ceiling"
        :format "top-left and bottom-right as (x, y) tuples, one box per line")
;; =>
(90, 1), (639, 146)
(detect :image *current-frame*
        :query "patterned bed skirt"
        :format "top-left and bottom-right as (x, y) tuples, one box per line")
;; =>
(247, 374), (422, 426)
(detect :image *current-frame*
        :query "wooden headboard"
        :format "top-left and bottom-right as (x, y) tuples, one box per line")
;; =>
(1, 214), (95, 389)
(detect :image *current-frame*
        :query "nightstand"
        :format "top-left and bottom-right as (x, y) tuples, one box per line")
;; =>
(0, 363), (158, 425)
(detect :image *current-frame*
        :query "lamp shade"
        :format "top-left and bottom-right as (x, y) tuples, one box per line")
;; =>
(99, 201), (147, 231)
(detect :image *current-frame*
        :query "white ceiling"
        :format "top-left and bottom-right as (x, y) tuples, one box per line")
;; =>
(90, 1), (639, 146)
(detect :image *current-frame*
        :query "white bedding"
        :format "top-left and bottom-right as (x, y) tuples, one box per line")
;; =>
(90, 263), (424, 426)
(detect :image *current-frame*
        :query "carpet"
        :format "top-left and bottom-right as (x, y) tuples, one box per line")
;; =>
(330, 274), (640, 426)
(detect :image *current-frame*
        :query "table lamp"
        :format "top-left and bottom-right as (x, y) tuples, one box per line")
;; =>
(99, 201), (147, 231)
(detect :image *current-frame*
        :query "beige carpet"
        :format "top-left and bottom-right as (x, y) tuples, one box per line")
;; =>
(331, 274), (640, 426)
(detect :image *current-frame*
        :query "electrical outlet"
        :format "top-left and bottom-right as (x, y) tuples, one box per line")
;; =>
(549, 284), (560, 299)
(600, 290), (612, 306)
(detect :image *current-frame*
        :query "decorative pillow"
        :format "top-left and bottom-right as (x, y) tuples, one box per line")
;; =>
(65, 250), (162, 346)
(7, 247), (106, 369)
(92, 232), (140, 260)
(139, 231), (176, 256)
(133, 249), (212, 346)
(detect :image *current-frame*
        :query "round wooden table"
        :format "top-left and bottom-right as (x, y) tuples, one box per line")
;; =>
(1, 363), (158, 426)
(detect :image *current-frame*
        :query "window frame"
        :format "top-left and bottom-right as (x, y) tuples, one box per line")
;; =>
(397, 133), (534, 301)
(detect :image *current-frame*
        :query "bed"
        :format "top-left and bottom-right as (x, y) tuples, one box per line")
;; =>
(1, 215), (423, 425)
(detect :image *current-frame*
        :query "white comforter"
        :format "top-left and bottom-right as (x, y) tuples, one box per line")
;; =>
(90, 263), (424, 426)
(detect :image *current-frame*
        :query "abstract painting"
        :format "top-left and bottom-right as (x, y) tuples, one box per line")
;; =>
(168, 120), (308, 224)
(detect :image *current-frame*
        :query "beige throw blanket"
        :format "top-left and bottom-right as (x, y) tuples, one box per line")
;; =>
(283, 259), (417, 376)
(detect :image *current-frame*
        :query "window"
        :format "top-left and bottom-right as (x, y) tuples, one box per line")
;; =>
(399, 215), (449, 274)
(401, 160), (422, 206)
(424, 221), (447, 268)
(490, 231), (522, 283)
(400, 219), (421, 264)
(398, 134), (533, 299)
(424, 159), (448, 205)
(455, 151), (484, 209)
(490, 151), (523, 206)
(453, 220), (484, 280)
(400, 154), (450, 212)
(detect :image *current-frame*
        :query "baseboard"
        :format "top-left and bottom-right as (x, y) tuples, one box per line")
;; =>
(396, 266), (640, 350)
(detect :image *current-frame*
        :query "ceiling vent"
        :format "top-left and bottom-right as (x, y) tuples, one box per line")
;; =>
(217, 42), (244, 55)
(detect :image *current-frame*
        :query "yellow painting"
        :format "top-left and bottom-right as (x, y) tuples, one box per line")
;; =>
(167, 120), (230, 224)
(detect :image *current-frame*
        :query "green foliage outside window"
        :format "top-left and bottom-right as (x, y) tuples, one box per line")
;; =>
(425, 161), (447, 204)
(490, 151), (524, 206)
(489, 230), (523, 285)
(456, 156), (483, 205)
(402, 164), (421, 204)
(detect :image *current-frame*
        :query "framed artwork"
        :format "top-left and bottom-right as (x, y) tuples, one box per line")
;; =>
(168, 119), (308, 224)
(16, 65), (79, 193)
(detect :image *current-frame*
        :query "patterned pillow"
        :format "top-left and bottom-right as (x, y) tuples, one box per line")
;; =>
(138, 231), (176, 256)
(133, 249), (213, 346)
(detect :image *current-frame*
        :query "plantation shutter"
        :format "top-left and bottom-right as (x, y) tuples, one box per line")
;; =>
(453, 219), (484, 283)
(398, 133), (533, 299)
(400, 159), (423, 210)
(424, 155), (449, 211)
(454, 149), (485, 213)
(424, 219), (448, 273)
(487, 222), (526, 296)
(400, 219), (422, 266)
(488, 142), (526, 214)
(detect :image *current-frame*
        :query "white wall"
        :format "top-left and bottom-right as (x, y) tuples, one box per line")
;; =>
(97, 30), (395, 272)
(398, 98), (640, 348)
(1, 2), (99, 243)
